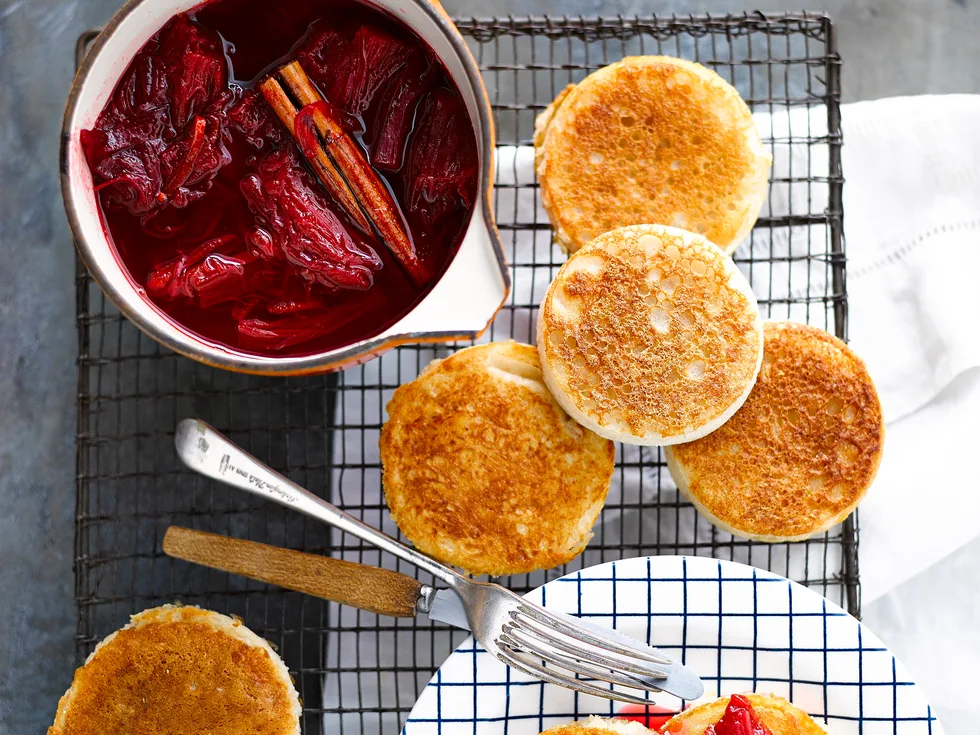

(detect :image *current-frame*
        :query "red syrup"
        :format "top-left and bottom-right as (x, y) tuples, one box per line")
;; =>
(82, 0), (478, 356)
(616, 704), (682, 731)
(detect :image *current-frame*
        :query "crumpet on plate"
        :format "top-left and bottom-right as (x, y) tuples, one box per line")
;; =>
(666, 321), (884, 542)
(540, 715), (655, 735)
(659, 693), (828, 735)
(538, 224), (763, 446)
(535, 56), (770, 255)
(380, 341), (615, 576)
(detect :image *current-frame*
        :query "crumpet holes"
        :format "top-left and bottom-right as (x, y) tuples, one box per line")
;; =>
(838, 442), (859, 465)
(826, 397), (844, 416)
(564, 254), (606, 279)
(686, 359), (706, 380)
(551, 287), (581, 320)
(650, 307), (671, 334)
(842, 404), (858, 423)
(660, 275), (681, 295)
(638, 233), (662, 254)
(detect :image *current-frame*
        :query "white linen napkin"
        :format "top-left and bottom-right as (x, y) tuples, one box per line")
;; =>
(760, 95), (980, 426)
(756, 96), (980, 601)
(822, 96), (980, 600)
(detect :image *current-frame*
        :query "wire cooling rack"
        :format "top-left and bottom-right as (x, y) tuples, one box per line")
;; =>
(74, 13), (847, 735)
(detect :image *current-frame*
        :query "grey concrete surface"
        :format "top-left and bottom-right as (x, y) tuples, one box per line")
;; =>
(0, 0), (978, 733)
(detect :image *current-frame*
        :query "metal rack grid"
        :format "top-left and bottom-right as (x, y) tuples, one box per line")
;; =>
(74, 13), (848, 735)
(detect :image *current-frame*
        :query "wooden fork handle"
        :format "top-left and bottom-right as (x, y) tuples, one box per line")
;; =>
(163, 526), (423, 617)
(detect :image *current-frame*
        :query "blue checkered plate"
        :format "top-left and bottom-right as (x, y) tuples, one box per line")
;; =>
(403, 556), (942, 735)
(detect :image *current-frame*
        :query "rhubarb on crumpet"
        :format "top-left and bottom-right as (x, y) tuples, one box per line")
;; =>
(659, 694), (828, 735)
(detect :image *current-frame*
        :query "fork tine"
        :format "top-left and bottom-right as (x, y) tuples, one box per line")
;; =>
(499, 633), (666, 693)
(515, 604), (673, 665)
(505, 616), (670, 679)
(496, 648), (656, 706)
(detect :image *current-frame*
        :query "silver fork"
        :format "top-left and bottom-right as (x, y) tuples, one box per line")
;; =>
(175, 419), (703, 704)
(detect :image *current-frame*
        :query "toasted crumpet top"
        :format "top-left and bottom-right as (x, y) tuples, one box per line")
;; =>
(538, 225), (763, 446)
(535, 56), (770, 254)
(48, 605), (301, 735)
(660, 694), (828, 735)
(380, 341), (615, 576)
(541, 715), (656, 735)
(666, 321), (884, 542)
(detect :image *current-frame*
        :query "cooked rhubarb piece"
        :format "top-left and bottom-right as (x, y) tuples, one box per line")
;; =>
(268, 298), (326, 315)
(227, 90), (287, 150)
(238, 308), (360, 352)
(157, 114), (232, 208)
(404, 88), (479, 227)
(370, 52), (435, 171)
(145, 235), (246, 307)
(81, 15), (231, 216)
(158, 15), (229, 125)
(326, 25), (413, 119)
(240, 148), (382, 291)
(296, 25), (349, 94)
(186, 254), (249, 309)
(704, 695), (774, 735)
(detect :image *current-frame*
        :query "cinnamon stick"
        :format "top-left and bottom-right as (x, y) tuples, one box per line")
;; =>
(258, 77), (372, 234)
(259, 61), (427, 286)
